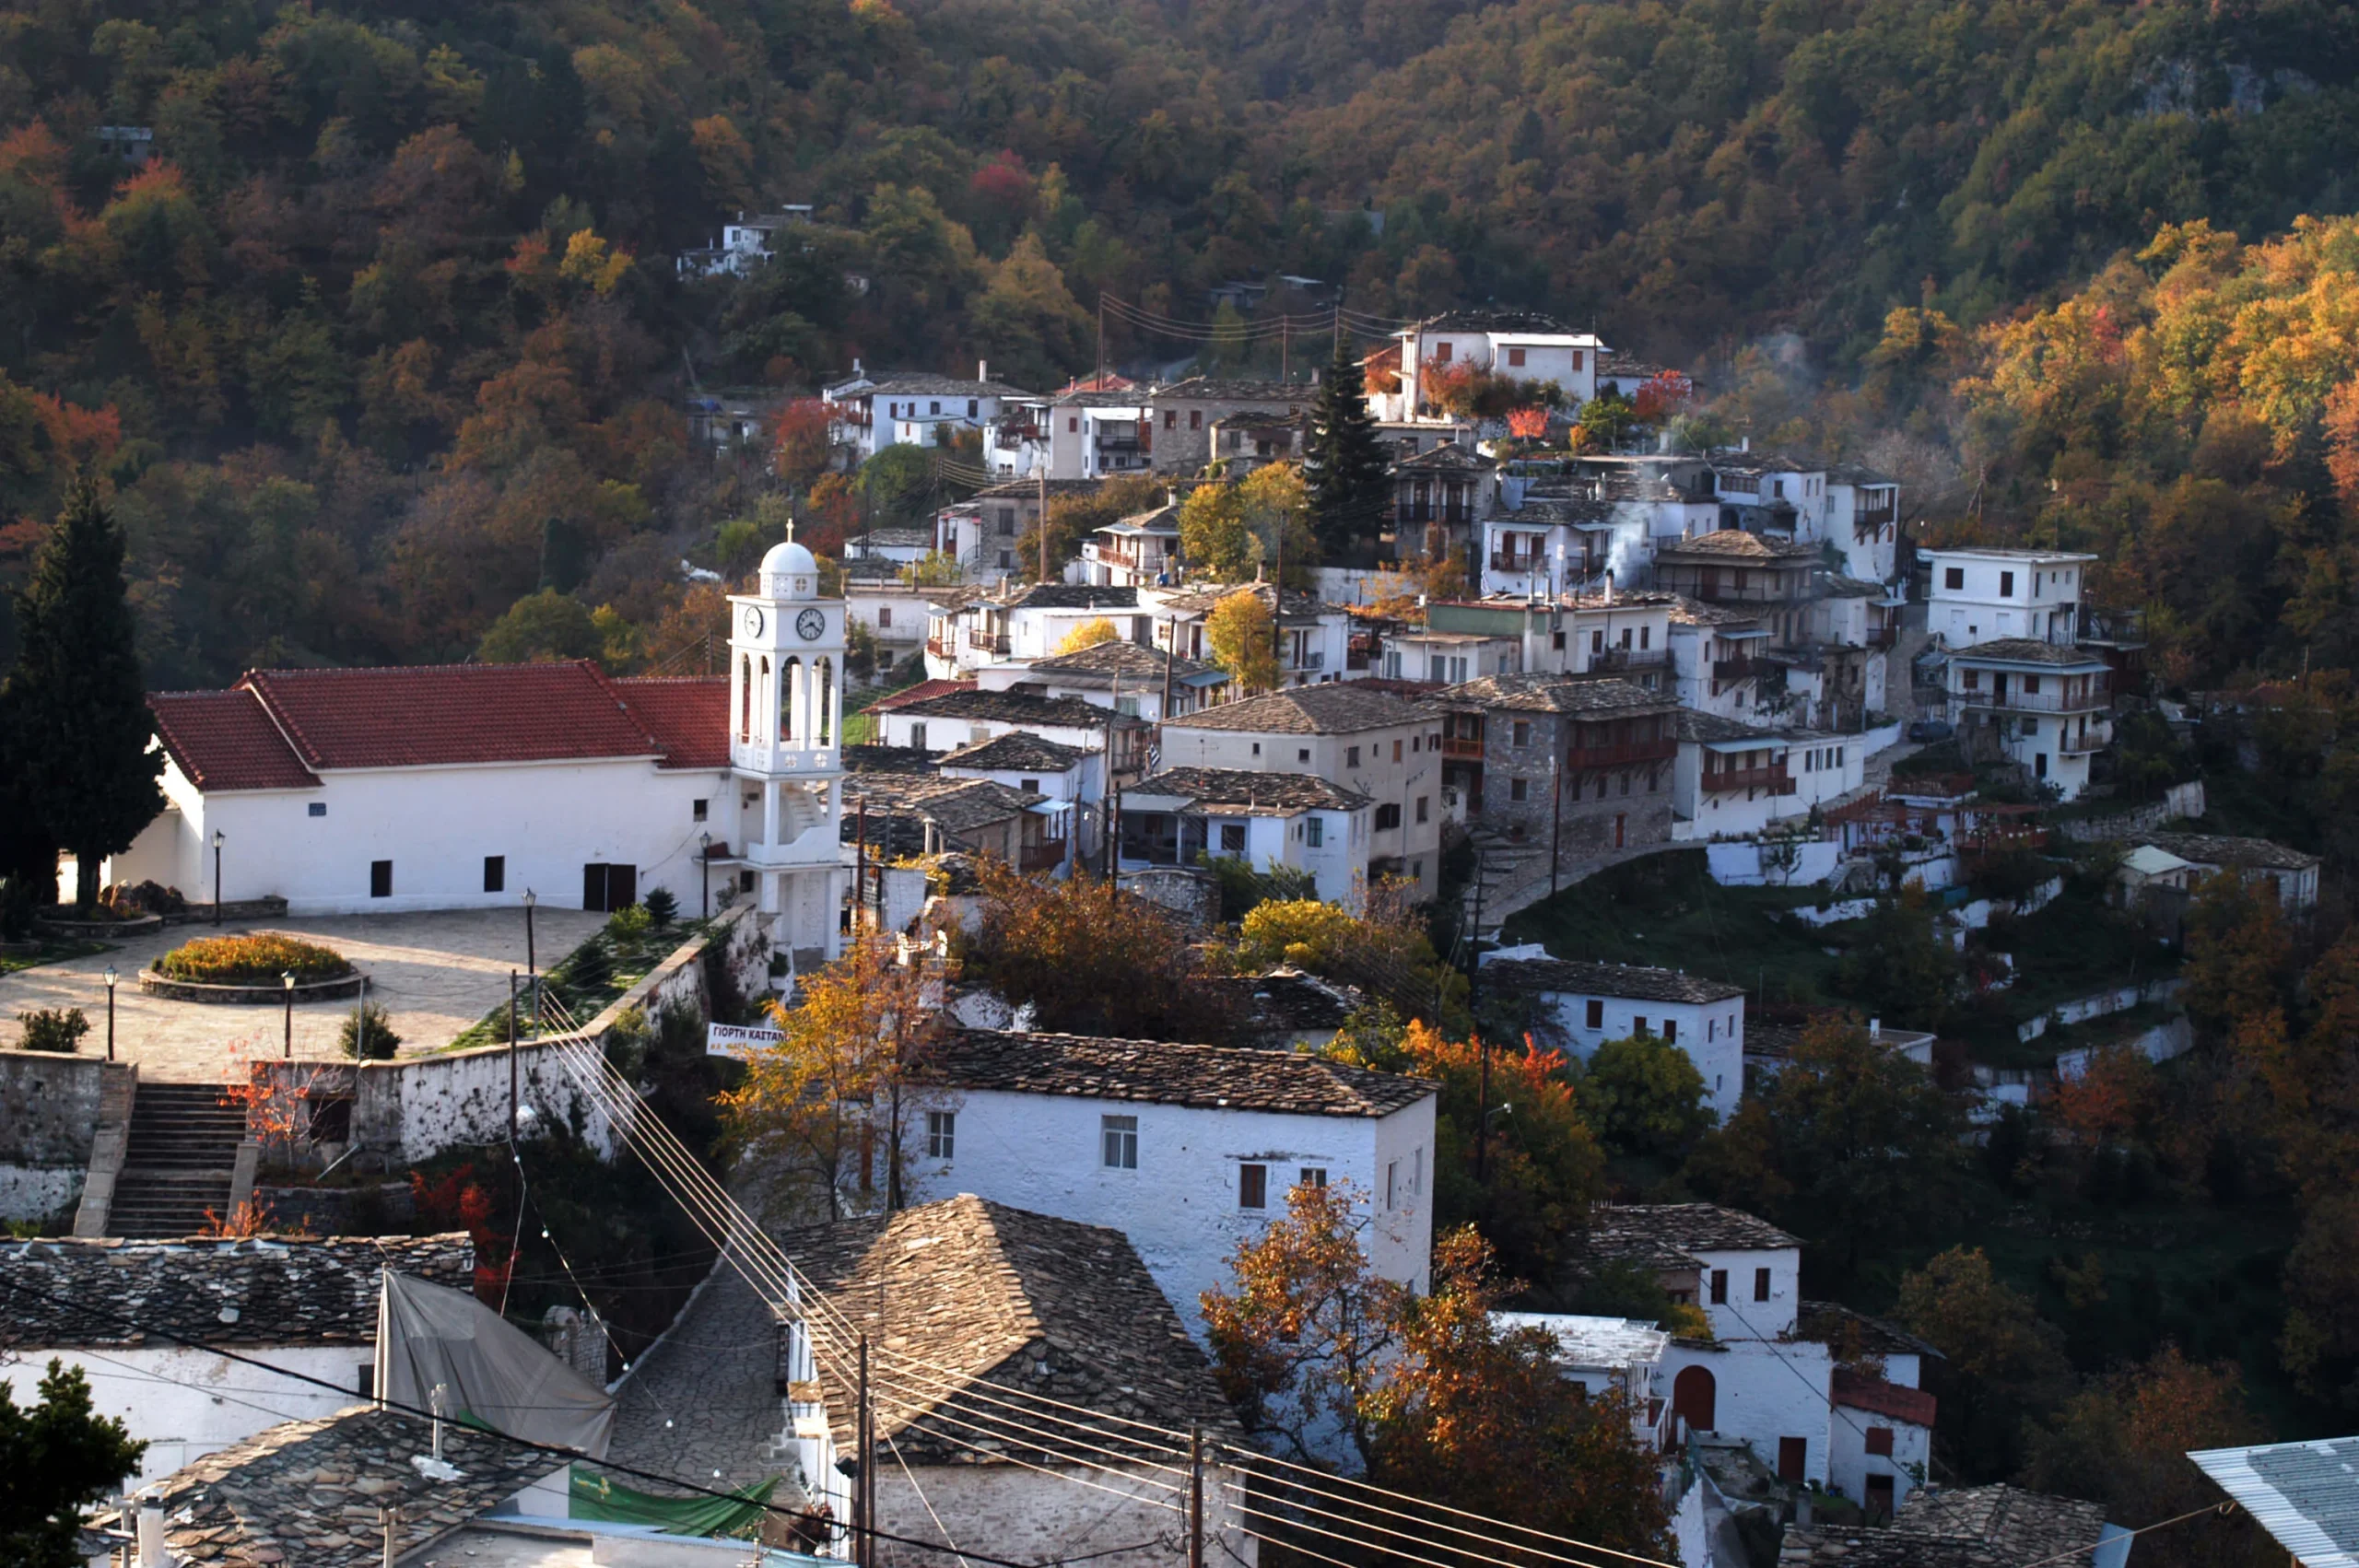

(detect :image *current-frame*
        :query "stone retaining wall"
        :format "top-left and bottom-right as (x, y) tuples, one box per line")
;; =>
(0, 1048), (112, 1224)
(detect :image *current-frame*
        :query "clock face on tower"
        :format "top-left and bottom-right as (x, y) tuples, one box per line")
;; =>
(741, 606), (765, 638)
(796, 608), (827, 641)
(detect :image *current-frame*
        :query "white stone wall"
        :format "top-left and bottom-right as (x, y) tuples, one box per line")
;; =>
(2, 1343), (371, 1483)
(1518, 989), (1744, 1122)
(911, 1089), (1436, 1333)
(875, 1459), (1258, 1568)
(1688, 1245), (1802, 1341)
(1662, 1335), (1833, 1487)
(136, 754), (727, 916)
(1826, 1405), (1931, 1514)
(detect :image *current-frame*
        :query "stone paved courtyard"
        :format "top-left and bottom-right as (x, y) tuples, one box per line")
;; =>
(605, 1256), (808, 1502)
(0, 907), (606, 1082)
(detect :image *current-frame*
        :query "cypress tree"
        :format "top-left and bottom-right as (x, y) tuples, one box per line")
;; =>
(3, 482), (162, 911)
(1303, 333), (1394, 556)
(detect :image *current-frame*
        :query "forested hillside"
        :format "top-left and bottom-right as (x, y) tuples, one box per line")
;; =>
(5, 0), (2359, 685)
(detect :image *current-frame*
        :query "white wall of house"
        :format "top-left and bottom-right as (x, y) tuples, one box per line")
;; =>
(846, 585), (933, 661)
(1397, 331), (1603, 415)
(1510, 985), (1744, 1120)
(1926, 550), (2094, 648)
(911, 1089), (1438, 1335)
(127, 755), (726, 916)
(940, 756), (1101, 806)
(3, 1344), (374, 1483)
(1688, 1244), (1802, 1341)
(1827, 1405), (1933, 1515)
(1827, 483), (1900, 582)
(876, 711), (1105, 756)
(1155, 715), (1444, 899)
(1662, 1335), (1833, 1487)
(1184, 805), (1369, 909)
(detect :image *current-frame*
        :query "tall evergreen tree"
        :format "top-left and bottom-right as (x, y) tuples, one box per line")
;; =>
(3, 482), (162, 911)
(0, 1359), (146, 1567)
(1303, 333), (1394, 556)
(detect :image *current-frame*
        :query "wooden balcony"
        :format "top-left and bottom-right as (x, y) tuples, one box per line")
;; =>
(1712, 656), (1758, 682)
(1703, 765), (1795, 794)
(1440, 736), (1485, 760)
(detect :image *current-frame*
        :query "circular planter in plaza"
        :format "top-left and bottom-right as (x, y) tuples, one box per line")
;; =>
(143, 933), (363, 1005)
(37, 911), (164, 940)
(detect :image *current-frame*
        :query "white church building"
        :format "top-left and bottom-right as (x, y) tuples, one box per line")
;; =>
(123, 541), (848, 965)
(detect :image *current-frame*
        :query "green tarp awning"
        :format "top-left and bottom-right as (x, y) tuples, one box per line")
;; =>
(569, 1466), (780, 1539)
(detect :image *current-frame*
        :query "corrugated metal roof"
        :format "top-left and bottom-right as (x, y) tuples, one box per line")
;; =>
(2189, 1437), (2359, 1566)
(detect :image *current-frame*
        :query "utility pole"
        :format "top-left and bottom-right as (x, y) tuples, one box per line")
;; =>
(1096, 294), (1107, 400)
(1189, 1426), (1206, 1568)
(854, 800), (868, 936)
(855, 1333), (872, 1568)
(1038, 462), (1050, 583)
(507, 971), (519, 1141)
(1103, 675), (1121, 877)
(1281, 315), (1290, 383)
(1549, 750), (1566, 897)
(1475, 1031), (1493, 1184)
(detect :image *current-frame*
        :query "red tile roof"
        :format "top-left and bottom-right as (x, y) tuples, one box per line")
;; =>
(241, 662), (663, 771)
(149, 689), (320, 791)
(1832, 1369), (1937, 1427)
(866, 678), (974, 712)
(613, 677), (731, 769)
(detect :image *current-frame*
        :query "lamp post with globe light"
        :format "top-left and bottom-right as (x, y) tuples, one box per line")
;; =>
(102, 966), (117, 1061)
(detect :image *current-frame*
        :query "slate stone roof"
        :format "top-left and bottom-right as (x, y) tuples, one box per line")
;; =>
(152, 663), (744, 790)
(923, 1030), (1438, 1117)
(1778, 1527), (2007, 1567)
(992, 583), (1140, 611)
(1582, 1203), (1801, 1259)
(1191, 967), (1367, 1044)
(155, 1405), (565, 1568)
(1481, 957), (1744, 1006)
(1949, 638), (2111, 669)
(1654, 530), (1820, 561)
(1893, 1486), (2111, 1565)
(0, 1235), (473, 1349)
(1393, 441), (1494, 474)
(968, 477), (1104, 499)
(1708, 451), (1826, 477)
(939, 731), (1091, 772)
(1429, 672), (1675, 716)
(840, 775), (1039, 849)
(1797, 1301), (1943, 1363)
(1415, 309), (1579, 334)
(1164, 683), (1428, 735)
(1027, 638), (1219, 684)
(781, 1196), (1240, 1466)
(843, 743), (945, 775)
(1154, 582), (1333, 625)
(1677, 709), (1787, 745)
(2142, 833), (2321, 872)
(891, 687), (1124, 731)
(859, 375), (1031, 399)
(1130, 766), (1372, 814)
(866, 678), (976, 712)
(1154, 377), (1312, 404)
(1832, 1368), (1938, 1426)
(846, 525), (935, 550)
(1828, 462), (1897, 487)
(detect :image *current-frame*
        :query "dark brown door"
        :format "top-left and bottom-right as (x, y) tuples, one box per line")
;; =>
(610, 864), (637, 907)
(1865, 1475), (1895, 1522)
(1614, 813), (1627, 849)
(583, 863), (607, 911)
(1672, 1366), (1716, 1433)
(1778, 1436), (1807, 1482)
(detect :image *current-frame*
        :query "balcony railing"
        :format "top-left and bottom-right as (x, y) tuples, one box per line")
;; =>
(1702, 765), (1796, 794)
(1489, 553), (1544, 574)
(976, 631), (1012, 656)
(1867, 626), (1899, 649)
(925, 636), (951, 659)
(1592, 648), (1669, 672)
(1290, 649), (1326, 671)
(1712, 656), (1757, 682)
(1440, 736), (1485, 760)
(2056, 729), (2107, 755)
(1954, 685), (2108, 714)
(1567, 736), (1679, 768)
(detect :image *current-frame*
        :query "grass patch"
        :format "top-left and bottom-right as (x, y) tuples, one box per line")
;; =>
(1950, 885), (2181, 1059)
(0, 938), (111, 976)
(1498, 848), (1854, 1005)
(438, 917), (713, 1053)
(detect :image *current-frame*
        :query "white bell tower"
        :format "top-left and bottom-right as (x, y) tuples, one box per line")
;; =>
(726, 532), (847, 971)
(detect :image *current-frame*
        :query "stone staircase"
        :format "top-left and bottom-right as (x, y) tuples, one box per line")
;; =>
(108, 1082), (246, 1238)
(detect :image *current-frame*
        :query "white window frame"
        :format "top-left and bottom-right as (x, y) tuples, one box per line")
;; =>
(925, 1110), (956, 1160)
(1101, 1114), (1139, 1170)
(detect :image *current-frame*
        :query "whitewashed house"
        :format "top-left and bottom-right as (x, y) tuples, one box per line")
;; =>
(826, 369), (1029, 462)
(908, 1030), (1440, 1332)
(871, 686), (1147, 776)
(976, 638), (1229, 723)
(1156, 683), (1445, 900)
(1827, 463), (1903, 584)
(921, 583), (1145, 680)
(1382, 310), (1607, 421)
(1143, 582), (1355, 690)
(1476, 954), (1746, 1120)
(1668, 598), (1768, 719)
(0, 1235), (471, 1481)
(1923, 546), (2097, 649)
(675, 205), (812, 278)
(1675, 712), (1803, 841)
(1944, 638), (2113, 799)
(1374, 626), (1523, 685)
(1494, 1312), (1675, 1453)
(1120, 766), (1374, 908)
(1081, 497), (1183, 588)
(2140, 833), (2322, 911)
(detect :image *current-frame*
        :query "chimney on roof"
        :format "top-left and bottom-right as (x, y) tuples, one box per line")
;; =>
(1741, 436), (1751, 452)
(979, 359), (989, 382)
(138, 1498), (168, 1567)
(1870, 1017), (1881, 1038)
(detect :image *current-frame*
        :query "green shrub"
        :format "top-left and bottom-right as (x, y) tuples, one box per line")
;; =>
(340, 1000), (401, 1060)
(642, 888), (678, 928)
(605, 904), (653, 943)
(17, 1007), (89, 1053)
(158, 933), (352, 985)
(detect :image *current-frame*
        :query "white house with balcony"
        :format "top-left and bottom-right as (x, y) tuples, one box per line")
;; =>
(1924, 546), (2097, 649)
(824, 369), (1029, 462)
(921, 584), (1146, 680)
(675, 206), (813, 278)
(1827, 464), (1904, 583)
(1120, 766), (1374, 907)
(1381, 310), (1606, 420)
(1475, 954), (1746, 1120)
(1945, 638), (2113, 799)
(1143, 582), (1354, 691)
(1081, 498), (1182, 587)
(906, 1029), (1439, 1334)
(1493, 1313), (1675, 1454)
(1668, 599), (1768, 719)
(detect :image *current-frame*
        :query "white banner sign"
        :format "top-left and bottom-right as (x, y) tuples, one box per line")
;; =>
(707, 1022), (786, 1059)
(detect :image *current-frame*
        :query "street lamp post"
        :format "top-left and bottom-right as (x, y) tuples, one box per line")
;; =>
(699, 834), (711, 921)
(281, 971), (296, 1059)
(211, 830), (225, 926)
(102, 966), (116, 1062)
(522, 888), (537, 981)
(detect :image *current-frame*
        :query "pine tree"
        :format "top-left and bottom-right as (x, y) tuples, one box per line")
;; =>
(3, 482), (163, 911)
(1303, 333), (1394, 556)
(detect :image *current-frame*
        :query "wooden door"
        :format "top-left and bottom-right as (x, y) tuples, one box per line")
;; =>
(1672, 1365), (1716, 1433)
(610, 864), (637, 907)
(1865, 1475), (1895, 1522)
(582, 863), (608, 911)
(1778, 1436), (1807, 1482)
